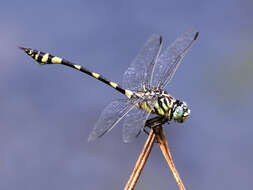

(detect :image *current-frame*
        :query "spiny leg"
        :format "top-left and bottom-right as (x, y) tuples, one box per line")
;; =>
(145, 116), (165, 128)
(143, 116), (162, 143)
(144, 116), (169, 142)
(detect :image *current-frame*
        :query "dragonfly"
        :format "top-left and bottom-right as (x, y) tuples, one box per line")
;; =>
(20, 29), (198, 143)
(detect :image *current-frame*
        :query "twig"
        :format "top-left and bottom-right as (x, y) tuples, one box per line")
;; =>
(124, 120), (186, 190)
(155, 126), (186, 190)
(124, 128), (156, 190)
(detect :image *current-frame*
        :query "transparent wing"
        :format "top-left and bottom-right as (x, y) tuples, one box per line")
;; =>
(122, 34), (162, 91)
(152, 29), (199, 89)
(88, 98), (142, 142)
(122, 97), (157, 143)
(122, 107), (151, 143)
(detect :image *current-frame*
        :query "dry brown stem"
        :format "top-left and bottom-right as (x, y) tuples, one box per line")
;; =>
(124, 128), (156, 190)
(124, 125), (186, 190)
(155, 126), (186, 190)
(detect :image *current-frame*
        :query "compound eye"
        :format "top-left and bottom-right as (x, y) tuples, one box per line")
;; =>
(173, 106), (183, 120)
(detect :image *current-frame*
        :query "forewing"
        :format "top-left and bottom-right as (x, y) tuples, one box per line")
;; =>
(152, 29), (198, 89)
(122, 34), (162, 91)
(122, 97), (157, 143)
(88, 98), (141, 142)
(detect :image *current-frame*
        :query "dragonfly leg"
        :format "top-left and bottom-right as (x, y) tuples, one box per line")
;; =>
(135, 129), (142, 138)
(143, 127), (150, 135)
(142, 126), (160, 143)
(144, 116), (166, 143)
(145, 116), (163, 128)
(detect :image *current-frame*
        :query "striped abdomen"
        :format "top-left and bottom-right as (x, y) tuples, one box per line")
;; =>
(19, 47), (133, 99)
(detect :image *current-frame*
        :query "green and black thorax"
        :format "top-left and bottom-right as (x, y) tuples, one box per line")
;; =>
(134, 89), (190, 123)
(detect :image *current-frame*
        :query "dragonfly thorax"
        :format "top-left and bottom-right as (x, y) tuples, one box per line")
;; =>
(134, 89), (173, 118)
(134, 89), (190, 123)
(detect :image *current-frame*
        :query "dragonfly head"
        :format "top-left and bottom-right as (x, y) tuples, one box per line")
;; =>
(173, 101), (190, 123)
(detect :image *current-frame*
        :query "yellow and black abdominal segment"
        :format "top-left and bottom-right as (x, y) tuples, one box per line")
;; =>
(19, 47), (133, 99)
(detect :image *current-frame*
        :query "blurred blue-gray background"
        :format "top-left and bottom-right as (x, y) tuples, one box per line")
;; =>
(1, 1), (253, 189)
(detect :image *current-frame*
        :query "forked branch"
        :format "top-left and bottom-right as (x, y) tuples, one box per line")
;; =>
(124, 125), (186, 190)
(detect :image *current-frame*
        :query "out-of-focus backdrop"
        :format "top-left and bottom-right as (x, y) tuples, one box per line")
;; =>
(1, 1), (253, 190)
